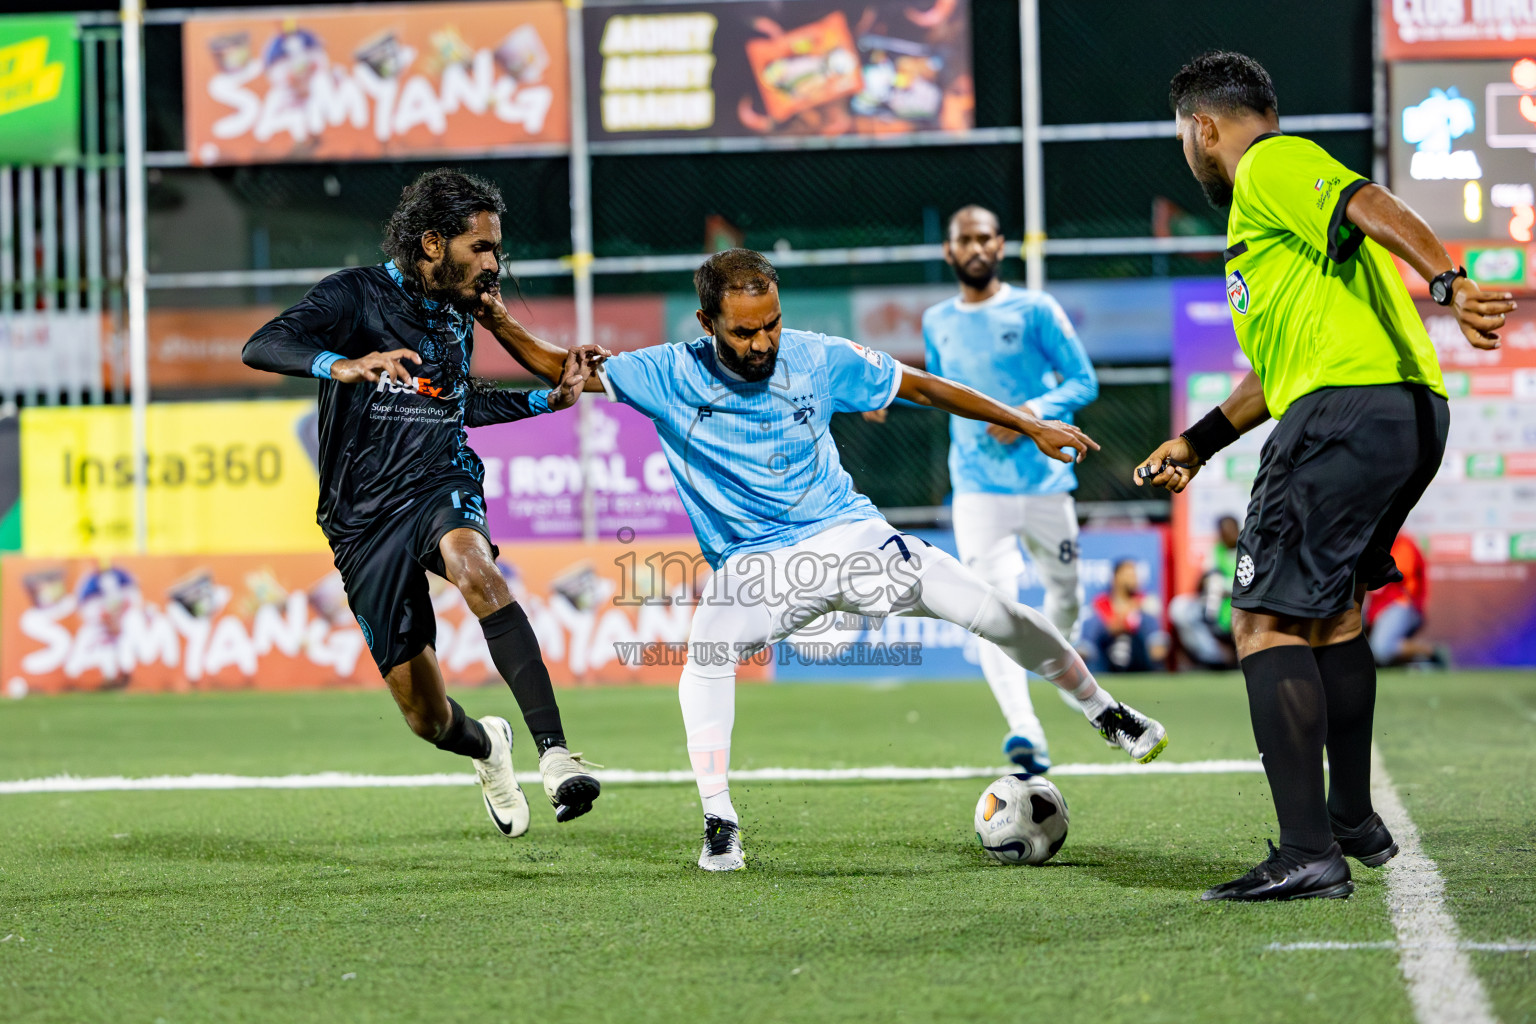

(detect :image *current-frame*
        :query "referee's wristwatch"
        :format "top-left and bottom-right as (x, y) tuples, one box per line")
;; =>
(1429, 266), (1467, 306)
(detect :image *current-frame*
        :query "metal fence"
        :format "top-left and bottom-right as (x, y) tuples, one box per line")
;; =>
(1, 0), (1381, 535)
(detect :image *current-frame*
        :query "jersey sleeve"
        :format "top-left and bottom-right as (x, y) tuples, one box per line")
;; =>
(1242, 140), (1372, 263)
(598, 346), (671, 417)
(825, 336), (903, 414)
(1026, 296), (1099, 419)
(464, 387), (554, 427)
(242, 271), (366, 378)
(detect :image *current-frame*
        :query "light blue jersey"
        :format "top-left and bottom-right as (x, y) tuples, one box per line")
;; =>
(601, 329), (902, 567)
(923, 283), (1098, 496)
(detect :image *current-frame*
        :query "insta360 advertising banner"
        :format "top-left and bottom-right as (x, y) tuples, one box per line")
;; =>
(20, 401), (329, 557)
(182, 1), (569, 165)
(583, 0), (972, 141)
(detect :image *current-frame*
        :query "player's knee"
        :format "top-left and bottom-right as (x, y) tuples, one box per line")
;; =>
(402, 705), (449, 741)
(452, 552), (509, 615)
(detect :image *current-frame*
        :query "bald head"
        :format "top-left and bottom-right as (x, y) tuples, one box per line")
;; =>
(947, 204), (1000, 238)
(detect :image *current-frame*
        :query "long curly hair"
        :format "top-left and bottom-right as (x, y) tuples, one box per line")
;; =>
(381, 168), (507, 295)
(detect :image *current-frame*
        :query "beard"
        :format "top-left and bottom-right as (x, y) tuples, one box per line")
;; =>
(951, 257), (998, 291)
(1191, 139), (1233, 209)
(717, 338), (777, 382)
(426, 255), (499, 313)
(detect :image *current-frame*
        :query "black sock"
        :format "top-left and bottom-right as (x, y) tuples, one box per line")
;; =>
(1240, 644), (1333, 856)
(432, 697), (492, 760)
(1314, 632), (1378, 828)
(479, 602), (566, 754)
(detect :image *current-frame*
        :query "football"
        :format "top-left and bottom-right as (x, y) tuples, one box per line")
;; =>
(974, 774), (1070, 865)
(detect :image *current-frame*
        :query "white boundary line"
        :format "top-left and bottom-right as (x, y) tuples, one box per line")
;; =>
(1372, 746), (1501, 1024)
(0, 759), (1263, 795)
(1270, 941), (1536, 953)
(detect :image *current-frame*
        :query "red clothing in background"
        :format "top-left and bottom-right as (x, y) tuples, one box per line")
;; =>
(1365, 534), (1427, 628)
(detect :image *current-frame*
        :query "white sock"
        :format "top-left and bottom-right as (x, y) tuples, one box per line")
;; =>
(1036, 650), (1115, 720)
(679, 661), (738, 824)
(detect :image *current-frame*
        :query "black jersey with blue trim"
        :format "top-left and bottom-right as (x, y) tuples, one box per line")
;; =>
(243, 262), (545, 547)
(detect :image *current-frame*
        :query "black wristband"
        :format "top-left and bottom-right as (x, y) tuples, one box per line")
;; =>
(1180, 406), (1241, 464)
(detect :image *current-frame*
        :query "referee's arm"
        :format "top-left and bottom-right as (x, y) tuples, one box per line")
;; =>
(1344, 184), (1514, 350)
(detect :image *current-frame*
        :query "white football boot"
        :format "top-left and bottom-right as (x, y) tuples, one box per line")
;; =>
(473, 716), (530, 838)
(698, 815), (745, 872)
(538, 746), (602, 822)
(1091, 702), (1169, 763)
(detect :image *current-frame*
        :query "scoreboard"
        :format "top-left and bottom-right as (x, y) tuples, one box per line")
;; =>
(1391, 60), (1536, 247)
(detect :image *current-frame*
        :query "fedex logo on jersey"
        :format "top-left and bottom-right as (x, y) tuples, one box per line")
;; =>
(1226, 270), (1251, 315)
(374, 375), (466, 400)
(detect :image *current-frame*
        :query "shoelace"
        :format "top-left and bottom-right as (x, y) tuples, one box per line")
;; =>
(543, 751), (605, 772)
(1237, 841), (1307, 884)
(703, 816), (739, 856)
(1096, 705), (1145, 742)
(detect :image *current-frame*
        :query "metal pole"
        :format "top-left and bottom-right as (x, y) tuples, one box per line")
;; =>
(1371, 0), (1388, 184)
(121, 0), (149, 553)
(1019, 0), (1045, 292)
(565, 0), (598, 545)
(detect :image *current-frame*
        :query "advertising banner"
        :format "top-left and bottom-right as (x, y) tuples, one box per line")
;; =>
(183, 1), (569, 166)
(584, 0), (972, 142)
(0, 536), (765, 695)
(1171, 279), (1536, 666)
(20, 401), (329, 557)
(0, 15), (79, 165)
(468, 395), (692, 540)
(0, 313), (101, 400)
(1383, 2), (1536, 60)
(138, 307), (292, 389)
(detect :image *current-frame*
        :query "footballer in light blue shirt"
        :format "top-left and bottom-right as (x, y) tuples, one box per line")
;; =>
(923, 206), (1099, 772)
(478, 248), (1169, 869)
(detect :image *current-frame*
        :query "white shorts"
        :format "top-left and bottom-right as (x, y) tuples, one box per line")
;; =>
(950, 491), (1079, 592)
(688, 518), (958, 662)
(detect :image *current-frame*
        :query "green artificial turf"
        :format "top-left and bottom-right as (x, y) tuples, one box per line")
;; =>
(0, 672), (1530, 1024)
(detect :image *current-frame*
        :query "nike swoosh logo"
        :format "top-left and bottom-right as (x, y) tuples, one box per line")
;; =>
(483, 792), (516, 835)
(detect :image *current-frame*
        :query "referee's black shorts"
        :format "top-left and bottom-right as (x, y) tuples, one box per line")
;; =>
(331, 480), (498, 674)
(1231, 382), (1449, 620)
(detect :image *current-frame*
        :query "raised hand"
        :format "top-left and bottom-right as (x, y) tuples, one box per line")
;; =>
(330, 349), (420, 385)
(547, 348), (592, 411)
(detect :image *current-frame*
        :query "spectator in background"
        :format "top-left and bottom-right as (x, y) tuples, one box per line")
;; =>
(1170, 514), (1242, 669)
(1079, 559), (1168, 672)
(1365, 533), (1442, 667)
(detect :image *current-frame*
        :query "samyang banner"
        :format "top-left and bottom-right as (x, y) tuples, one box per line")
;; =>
(183, 1), (569, 166)
(584, 0), (972, 142)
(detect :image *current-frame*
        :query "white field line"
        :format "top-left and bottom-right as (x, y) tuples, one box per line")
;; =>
(1269, 941), (1536, 953)
(1372, 745), (1501, 1024)
(0, 758), (1263, 796)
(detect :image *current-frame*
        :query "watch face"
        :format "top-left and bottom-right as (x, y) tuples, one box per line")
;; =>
(1432, 278), (1450, 304)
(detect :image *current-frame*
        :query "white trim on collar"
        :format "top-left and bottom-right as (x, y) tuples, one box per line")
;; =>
(954, 282), (1013, 312)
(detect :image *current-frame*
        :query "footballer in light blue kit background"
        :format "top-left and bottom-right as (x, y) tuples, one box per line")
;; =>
(918, 205), (1099, 773)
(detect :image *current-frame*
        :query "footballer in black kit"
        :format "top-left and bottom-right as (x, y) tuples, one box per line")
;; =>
(243, 169), (607, 837)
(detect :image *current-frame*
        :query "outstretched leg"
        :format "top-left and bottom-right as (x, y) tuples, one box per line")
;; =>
(902, 553), (1168, 763)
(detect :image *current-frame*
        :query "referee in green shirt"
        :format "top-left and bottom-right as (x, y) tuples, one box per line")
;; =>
(1140, 52), (1514, 901)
